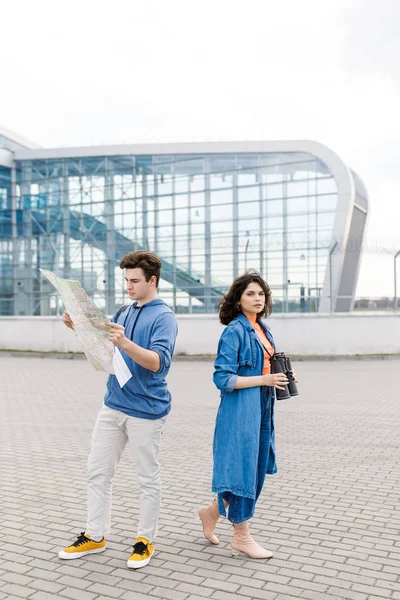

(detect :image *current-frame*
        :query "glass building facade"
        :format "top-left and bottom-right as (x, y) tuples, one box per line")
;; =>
(0, 133), (368, 316)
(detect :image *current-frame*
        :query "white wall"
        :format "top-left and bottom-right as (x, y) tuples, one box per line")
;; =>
(0, 314), (399, 356)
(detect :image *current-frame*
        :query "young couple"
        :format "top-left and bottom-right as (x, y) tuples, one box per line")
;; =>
(59, 250), (289, 568)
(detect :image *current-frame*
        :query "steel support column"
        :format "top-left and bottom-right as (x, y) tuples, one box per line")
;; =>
(11, 165), (18, 315)
(204, 158), (212, 312)
(232, 164), (239, 278)
(282, 174), (288, 312)
(105, 157), (116, 314)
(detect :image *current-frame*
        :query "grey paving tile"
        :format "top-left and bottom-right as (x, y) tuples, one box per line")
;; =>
(1, 357), (399, 600)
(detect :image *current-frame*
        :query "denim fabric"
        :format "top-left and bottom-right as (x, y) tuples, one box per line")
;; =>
(212, 313), (277, 520)
(217, 387), (275, 523)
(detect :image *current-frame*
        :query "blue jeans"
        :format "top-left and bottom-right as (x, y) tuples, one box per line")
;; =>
(217, 388), (275, 524)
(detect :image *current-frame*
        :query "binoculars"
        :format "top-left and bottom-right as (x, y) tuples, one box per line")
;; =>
(270, 353), (298, 400)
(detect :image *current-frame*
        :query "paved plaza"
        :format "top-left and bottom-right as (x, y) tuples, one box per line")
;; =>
(0, 355), (399, 600)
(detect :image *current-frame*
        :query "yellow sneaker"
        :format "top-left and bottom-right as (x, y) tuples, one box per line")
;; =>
(58, 532), (106, 560)
(127, 537), (154, 569)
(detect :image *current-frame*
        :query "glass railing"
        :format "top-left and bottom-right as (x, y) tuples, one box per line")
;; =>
(3, 287), (400, 317)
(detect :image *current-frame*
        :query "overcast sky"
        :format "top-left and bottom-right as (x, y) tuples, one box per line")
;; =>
(1, 0), (399, 297)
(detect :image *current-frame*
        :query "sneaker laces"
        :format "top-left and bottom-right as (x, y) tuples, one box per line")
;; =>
(132, 540), (148, 555)
(71, 532), (90, 547)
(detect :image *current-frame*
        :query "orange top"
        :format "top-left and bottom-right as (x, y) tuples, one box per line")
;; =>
(247, 315), (274, 375)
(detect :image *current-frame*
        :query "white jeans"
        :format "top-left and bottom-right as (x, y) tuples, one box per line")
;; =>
(86, 405), (166, 542)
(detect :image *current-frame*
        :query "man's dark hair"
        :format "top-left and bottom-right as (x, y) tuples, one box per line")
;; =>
(119, 250), (162, 287)
(218, 269), (272, 325)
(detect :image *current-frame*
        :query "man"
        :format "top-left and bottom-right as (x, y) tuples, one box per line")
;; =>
(58, 250), (178, 569)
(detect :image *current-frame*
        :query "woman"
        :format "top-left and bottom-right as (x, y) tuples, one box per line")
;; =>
(197, 270), (289, 559)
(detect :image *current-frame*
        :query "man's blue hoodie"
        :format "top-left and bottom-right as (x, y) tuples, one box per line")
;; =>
(104, 298), (178, 420)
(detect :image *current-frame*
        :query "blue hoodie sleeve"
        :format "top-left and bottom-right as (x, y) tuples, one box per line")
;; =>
(150, 311), (178, 374)
(213, 326), (240, 394)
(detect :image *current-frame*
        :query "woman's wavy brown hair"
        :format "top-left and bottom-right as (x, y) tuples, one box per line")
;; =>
(218, 269), (272, 325)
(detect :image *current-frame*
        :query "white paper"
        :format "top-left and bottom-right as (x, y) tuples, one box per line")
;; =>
(40, 268), (114, 373)
(112, 347), (132, 388)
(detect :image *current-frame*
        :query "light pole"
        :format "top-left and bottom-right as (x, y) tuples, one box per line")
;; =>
(394, 250), (400, 313)
(329, 241), (338, 314)
(287, 281), (304, 312)
(244, 238), (250, 271)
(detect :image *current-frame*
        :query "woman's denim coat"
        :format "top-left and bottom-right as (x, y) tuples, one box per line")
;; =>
(212, 313), (277, 500)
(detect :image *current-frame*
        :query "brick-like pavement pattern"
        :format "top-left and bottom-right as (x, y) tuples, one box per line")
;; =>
(0, 356), (399, 600)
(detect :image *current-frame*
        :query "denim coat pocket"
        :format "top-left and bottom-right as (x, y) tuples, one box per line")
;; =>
(238, 334), (256, 369)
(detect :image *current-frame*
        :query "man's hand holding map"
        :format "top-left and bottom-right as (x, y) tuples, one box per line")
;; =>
(40, 269), (131, 386)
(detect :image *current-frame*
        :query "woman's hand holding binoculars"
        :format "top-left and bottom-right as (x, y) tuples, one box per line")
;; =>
(262, 372), (289, 390)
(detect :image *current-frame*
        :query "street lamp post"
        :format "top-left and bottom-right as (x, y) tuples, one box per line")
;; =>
(244, 238), (250, 271)
(394, 250), (400, 313)
(329, 241), (338, 314)
(287, 281), (304, 313)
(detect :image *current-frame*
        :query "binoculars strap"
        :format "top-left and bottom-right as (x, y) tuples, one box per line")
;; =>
(260, 342), (273, 358)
